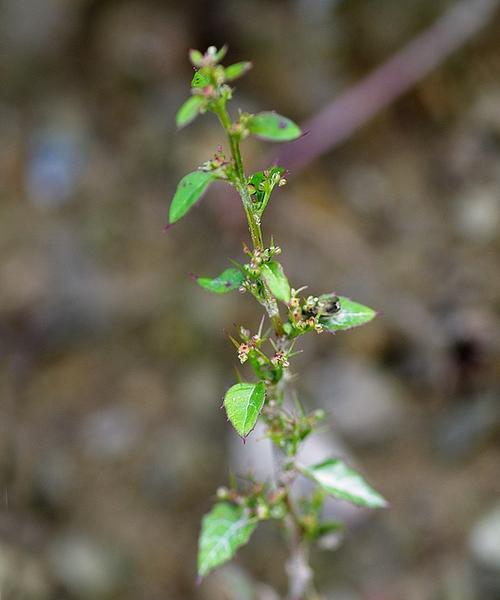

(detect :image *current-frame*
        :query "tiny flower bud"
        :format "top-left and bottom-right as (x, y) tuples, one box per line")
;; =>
(314, 409), (326, 421)
(216, 486), (229, 500)
(238, 343), (250, 364)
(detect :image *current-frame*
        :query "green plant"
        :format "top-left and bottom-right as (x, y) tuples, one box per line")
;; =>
(170, 45), (387, 600)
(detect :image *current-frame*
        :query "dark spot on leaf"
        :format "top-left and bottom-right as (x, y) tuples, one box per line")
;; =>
(279, 121), (287, 129)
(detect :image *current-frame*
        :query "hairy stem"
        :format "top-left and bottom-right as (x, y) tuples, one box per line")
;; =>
(215, 96), (314, 597)
(215, 102), (264, 251)
(215, 101), (285, 337)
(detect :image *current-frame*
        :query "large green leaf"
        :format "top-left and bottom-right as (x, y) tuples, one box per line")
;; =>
(198, 502), (257, 578)
(176, 96), (205, 128)
(197, 268), (245, 294)
(223, 381), (266, 437)
(168, 171), (214, 224)
(247, 112), (301, 142)
(301, 459), (387, 509)
(225, 61), (252, 81)
(261, 261), (291, 303)
(320, 296), (376, 331)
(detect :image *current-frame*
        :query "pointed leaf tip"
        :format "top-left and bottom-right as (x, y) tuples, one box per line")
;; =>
(223, 381), (265, 437)
(261, 261), (291, 303)
(176, 95), (205, 128)
(197, 503), (257, 578)
(320, 296), (376, 332)
(301, 458), (387, 509)
(248, 112), (301, 142)
(225, 61), (252, 81)
(197, 268), (245, 294)
(168, 170), (215, 224)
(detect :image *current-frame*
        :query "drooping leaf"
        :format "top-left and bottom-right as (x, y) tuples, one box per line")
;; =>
(168, 171), (214, 224)
(176, 96), (205, 128)
(320, 296), (376, 332)
(191, 69), (211, 89)
(261, 261), (291, 303)
(198, 502), (257, 578)
(247, 112), (301, 142)
(223, 381), (266, 437)
(197, 268), (245, 294)
(301, 459), (387, 509)
(225, 62), (252, 81)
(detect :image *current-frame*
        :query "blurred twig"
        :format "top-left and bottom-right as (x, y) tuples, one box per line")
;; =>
(277, 0), (500, 171)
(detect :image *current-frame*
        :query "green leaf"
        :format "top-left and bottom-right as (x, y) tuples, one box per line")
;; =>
(320, 296), (376, 331)
(223, 381), (266, 437)
(225, 61), (252, 81)
(301, 459), (387, 509)
(197, 268), (245, 294)
(261, 261), (291, 303)
(168, 171), (214, 224)
(247, 112), (301, 142)
(176, 96), (205, 128)
(191, 69), (211, 89)
(213, 45), (228, 63)
(198, 502), (257, 578)
(189, 49), (204, 67)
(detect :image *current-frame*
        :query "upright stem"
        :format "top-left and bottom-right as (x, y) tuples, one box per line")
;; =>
(215, 98), (314, 598)
(215, 101), (285, 336)
(214, 102), (264, 251)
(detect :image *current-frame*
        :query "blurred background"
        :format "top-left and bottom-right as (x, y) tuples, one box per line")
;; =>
(1, 0), (500, 598)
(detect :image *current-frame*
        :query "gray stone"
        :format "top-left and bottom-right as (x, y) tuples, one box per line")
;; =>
(468, 504), (500, 598)
(433, 394), (500, 460)
(0, 542), (51, 599)
(305, 356), (406, 447)
(48, 533), (125, 598)
(80, 405), (143, 459)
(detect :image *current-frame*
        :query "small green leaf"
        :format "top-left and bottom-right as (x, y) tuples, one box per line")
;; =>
(197, 268), (245, 294)
(223, 381), (266, 437)
(176, 96), (205, 128)
(189, 49), (204, 67)
(225, 61), (252, 81)
(198, 502), (257, 578)
(192, 69), (211, 89)
(247, 112), (301, 142)
(261, 261), (291, 303)
(213, 45), (228, 63)
(320, 296), (376, 331)
(301, 459), (387, 509)
(169, 171), (214, 224)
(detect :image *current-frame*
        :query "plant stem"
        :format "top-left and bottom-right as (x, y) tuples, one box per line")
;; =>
(269, 394), (315, 599)
(215, 101), (285, 337)
(216, 96), (314, 597)
(214, 102), (264, 251)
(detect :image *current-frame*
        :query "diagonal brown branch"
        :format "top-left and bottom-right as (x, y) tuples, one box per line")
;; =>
(276, 0), (500, 172)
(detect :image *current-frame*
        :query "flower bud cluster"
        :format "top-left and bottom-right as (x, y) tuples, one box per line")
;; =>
(216, 481), (287, 522)
(202, 146), (232, 179)
(263, 404), (327, 457)
(286, 291), (341, 336)
(271, 350), (290, 368)
(236, 325), (264, 365)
